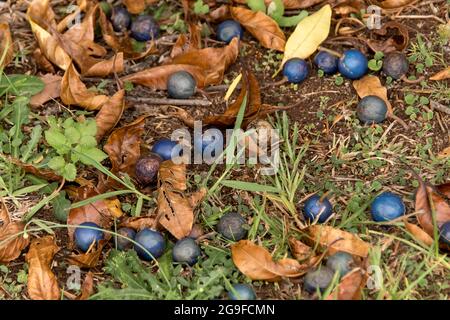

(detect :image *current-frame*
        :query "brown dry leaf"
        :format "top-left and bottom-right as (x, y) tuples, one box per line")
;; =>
(0, 201), (30, 263)
(30, 74), (62, 107)
(67, 239), (107, 268)
(95, 89), (126, 141)
(27, 0), (71, 71)
(326, 268), (366, 300)
(67, 200), (115, 241)
(334, 0), (364, 15)
(353, 75), (393, 114)
(103, 116), (146, 178)
(157, 161), (202, 239)
(120, 216), (156, 231)
(61, 63), (109, 111)
(403, 219), (434, 246)
(76, 271), (94, 300)
(33, 48), (56, 73)
(430, 67), (450, 81)
(437, 183), (450, 197)
(7, 156), (62, 182)
(123, 0), (158, 14)
(25, 236), (60, 300)
(307, 225), (370, 257)
(231, 240), (309, 281)
(415, 178), (450, 237)
(122, 37), (239, 90)
(374, 0), (417, 9)
(367, 21), (409, 53)
(289, 237), (312, 261)
(230, 7), (285, 52)
(233, 0), (325, 9)
(170, 23), (202, 59)
(0, 22), (14, 69)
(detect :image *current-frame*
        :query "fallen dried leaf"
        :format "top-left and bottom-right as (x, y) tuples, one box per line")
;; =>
(95, 89), (126, 141)
(430, 67), (450, 81)
(0, 201), (29, 263)
(403, 219), (434, 246)
(120, 216), (156, 231)
(30, 74), (62, 107)
(76, 271), (94, 300)
(289, 237), (313, 261)
(25, 236), (60, 300)
(67, 239), (107, 268)
(367, 21), (409, 53)
(374, 0), (417, 9)
(0, 22), (14, 69)
(33, 48), (56, 73)
(326, 268), (366, 300)
(307, 225), (370, 257)
(352, 75), (393, 114)
(230, 7), (286, 52)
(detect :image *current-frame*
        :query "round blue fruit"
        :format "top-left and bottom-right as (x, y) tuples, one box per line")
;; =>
(371, 191), (405, 222)
(217, 212), (247, 241)
(130, 15), (159, 42)
(383, 52), (408, 80)
(439, 221), (450, 245)
(303, 194), (333, 223)
(216, 20), (244, 44)
(314, 51), (338, 74)
(74, 222), (104, 252)
(134, 228), (165, 261)
(151, 139), (180, 161)
(172, 237), (201, 265)
(357, 95), (388, 124)
(227, 284), (256, 300)
(283, 58), (309, 84)
(193, 128), (223, 158)
(111, 7), (131, 32)
(304, 266), (334, 293)
(326, 252), (354, 277)
(135, 153), (162, 185)
(338, 49), (368, 79)
(167, 71), (196, 99)
(116, 227), (136, 251)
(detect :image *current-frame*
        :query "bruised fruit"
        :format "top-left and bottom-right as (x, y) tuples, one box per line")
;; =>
(167, 71), (196, 99)
(370, 191), (405, 222)
(439, 221), (450, 245)
(228, 284), (256, 300)
(151, 139), (180, 161)
(116, 227), (136, 251)
(304, 266), (334, 293)
(217, 212), (247, 241)
(383, 52), (409, 80)
(357, 95), (388, 124)
(172, 237), (201, 265)
(314, 51), (338, 74)
(130, 15), (159, 42)
(283, 58), (309, 84)
(326, 252), (354, 277)
(74, 222), (104, 252)
(303, 194), (333, 223)
(111, 7), (131, 32)
(216, 20), (244, 44)
(338, 49), (368, 79)
(134, 228), (165, 261)
(135, 153), (162, 185)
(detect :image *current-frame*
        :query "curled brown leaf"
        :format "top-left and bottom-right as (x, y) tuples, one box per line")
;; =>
(95, 89), (126, 141)
(67, 239), (107, 268)
(430, 67), (450, 81)
(76, 271), (94, 300)
(30, 74), (62, 107)
(367, 21), (409, 53)
(0, 22), (14, 69)
(326, 268), (366, 300)
(0, 201), (29, 263)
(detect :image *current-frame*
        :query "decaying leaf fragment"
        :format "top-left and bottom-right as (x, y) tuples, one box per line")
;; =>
(0, 201), (30, 263)
(0, 22), (14, 69)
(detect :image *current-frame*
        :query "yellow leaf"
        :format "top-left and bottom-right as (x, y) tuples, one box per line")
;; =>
(281, 4), (331, 66)
(224, 73), (242, 101)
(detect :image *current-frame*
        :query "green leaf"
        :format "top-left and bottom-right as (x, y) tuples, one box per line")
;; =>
(47, 156), (66, 171)
(45, 129), (70, 155)
(248, 0), (266, 12)
(79, 136), (97, 148)
(193, 0), (209, 15)
(0, 75), (45, 97)
(65, 126), (81, 144)
(268, 0), (284, 19)
(368, 59), (383, 71)
(404, 94), (416, 105)
(374, 51), (384, 60)
(10, 97), (30, 157)
(21, 125), (42, 163)
(78, 147), (108, 165)
(52, 190), (71, 222)
(80, 119), (97, 137)
(63, 163), (77, 181)
(275, 11), (308, 27)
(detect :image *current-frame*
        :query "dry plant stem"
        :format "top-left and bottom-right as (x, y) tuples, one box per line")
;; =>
(430, 100), (450, 115)
(401, 75), (425, 84)
(393, 15), (446, 24)
(388, 113), (409, 130)
(127, 97), (212, 107)
(317, 46), (342, 58)
(262, 77), (288, 89)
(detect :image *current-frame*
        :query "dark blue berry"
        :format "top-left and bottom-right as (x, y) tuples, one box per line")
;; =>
(227, 284), (256, 300)
(151, 139), (180, 161)
(371, 191), (405, 222)
(314, 51), (338, 74)
(216, 20), (244, 44)
(74, 222), (104, 252)
(135, 153), (162, 185)
(357, 95), (388, 124)
(217, 212), (247, 241)
(172, 237), (201, 266)
(283, 58), (309, 84)
(130, 15), (159, 42)
(439, 221), (450, 245)
(193, 128), (224, 159)
(111, 7), (131, 32)
(116, 227), (136, 251)
(338, 49), (368, 79)
(383, 52), (409, 80)
(303, 194), (333, 223)
(326, 252), (354, 277)
(304, 266), (334, 293)
(167, 71), (196, 99)
(134, 228), (165, 261)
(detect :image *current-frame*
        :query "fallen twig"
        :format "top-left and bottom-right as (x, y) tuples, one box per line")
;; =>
(127, 97), (212, 107)
(430, 100), (450, 115)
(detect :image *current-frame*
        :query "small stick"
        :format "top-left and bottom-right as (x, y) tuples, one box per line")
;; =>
(127, 97), (212, 107)
(430, 100), (450, 115)
(401, 75), (425, 84)
(317, 46), (343, 58)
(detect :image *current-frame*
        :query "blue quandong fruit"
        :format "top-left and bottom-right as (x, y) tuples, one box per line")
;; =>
(370, 191), (405, 222)
(172, 237), (201, 266)
(283, 58), (309, 84)
(74, 222), (104, 252)
(151, 139), (180, 161)
(304, 266), (334, 293)
(111, 7), (131, 32)
(357, 95), (388, 124)
(382, 52), (409, 80)
(217, 212), (247, 241)
(338, 49), (368, 80)
(116, 227), (136, 251)
(130, 15), (160, 42)
(167, 71), (196, 99)
(227, 284), (256, 300)
(216, 20), (244, 44)
(314, 51), (338, 75)
(303, 194), (333, 223)
(326, 252), (354, 277)
(134, 228), (165, 261)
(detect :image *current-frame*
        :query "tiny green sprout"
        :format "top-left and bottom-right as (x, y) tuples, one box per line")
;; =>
(193, 0), (209, 15)
(404, 93), (417, 105)
(318, 69), (325, 77)
(419, 96), (429, 105)
(124, 81), (134, 92)
(335, 75), (344, 86)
